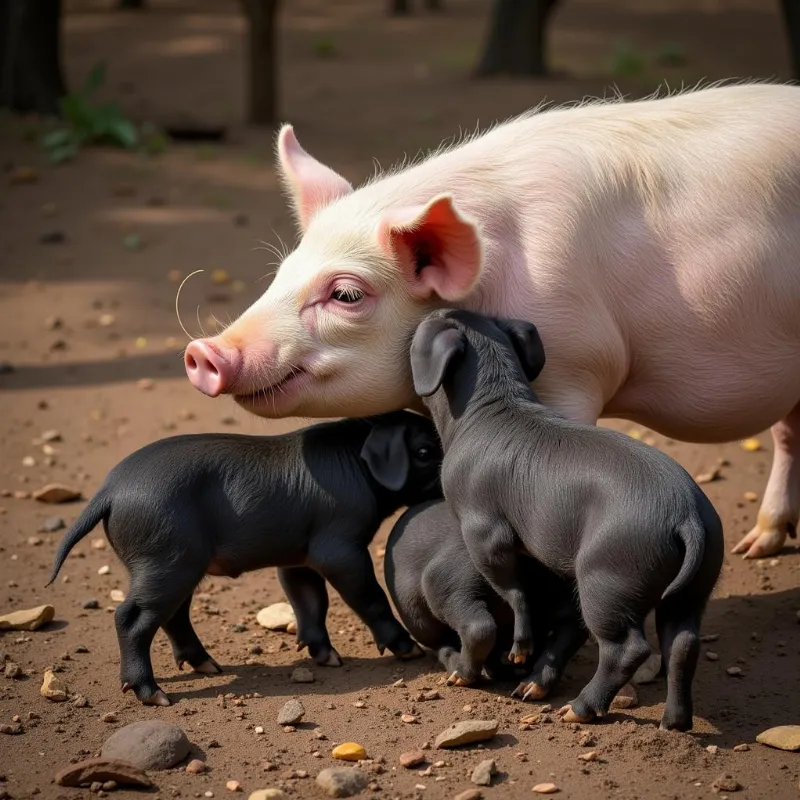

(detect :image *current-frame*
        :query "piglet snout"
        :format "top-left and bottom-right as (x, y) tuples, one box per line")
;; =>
(185, 339), (240, 397)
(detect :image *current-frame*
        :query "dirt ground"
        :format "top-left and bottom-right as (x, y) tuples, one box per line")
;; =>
(1, 0), (799, 798)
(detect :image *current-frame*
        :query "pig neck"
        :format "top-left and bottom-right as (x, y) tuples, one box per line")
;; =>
(426, 342), (547, 450)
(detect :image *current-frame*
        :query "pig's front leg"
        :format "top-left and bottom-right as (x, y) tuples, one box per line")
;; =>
(513, 614), (588, 702)
(733, 404), (800, 558)
(277, 566), (342, 667)
(461, 516), (534, 663)
(312, 546), (422, 660)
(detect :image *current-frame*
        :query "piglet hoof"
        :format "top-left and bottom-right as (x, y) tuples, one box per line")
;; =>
(397, 643), (425, 661)
(557, 704), (594, 724)
(320, 649), (343, 668)
(732, 522), (788, 559)
(508, 642), (531, 665)
(512, 681), (547, 701)
(445, 671), (470, 687)
(143, 689), (172, 707)
(193, 658), (223, 675)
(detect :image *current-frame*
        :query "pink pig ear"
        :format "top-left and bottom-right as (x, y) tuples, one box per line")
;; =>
(276, 125), (353, 230)
(378, 194), (483, 301)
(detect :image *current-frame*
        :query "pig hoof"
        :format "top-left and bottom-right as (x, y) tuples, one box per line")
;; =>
(121, 682), (133, 694)
(513, 681), (547, 701)
(193, 658), (222, 675)
(732, 523), (788, 559)
(445, 671), (470, 687)
(557, 704), (593, 724)
(397, 643), (425, 661)
(143, 689), (172, 707)
(323, 649), (343, 667)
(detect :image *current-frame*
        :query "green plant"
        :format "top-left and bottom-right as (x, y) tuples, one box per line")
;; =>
(656, 43), (687, 67)
(313, 36), (338, 59)
(42, 62), (156, 164)
(610, 39), (646, 78)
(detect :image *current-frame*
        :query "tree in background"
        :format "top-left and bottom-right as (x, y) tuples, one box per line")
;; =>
(239, 0), (282, 127)
(0, 0), (66, 115)
(475, 0), (561, 77)
(389, 0), (443, 14)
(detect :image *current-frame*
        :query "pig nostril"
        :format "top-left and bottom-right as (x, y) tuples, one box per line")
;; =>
(186, 354), (198, 371)
(208, 363), (219, 376)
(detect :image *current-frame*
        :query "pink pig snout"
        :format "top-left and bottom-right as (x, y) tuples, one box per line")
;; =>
(184, 339), (241, 397)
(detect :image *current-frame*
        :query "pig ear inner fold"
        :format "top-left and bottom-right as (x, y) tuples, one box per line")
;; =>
(494, 317), (547, 382)
(360, 424), (410, 492)
(378, 194), (483, 302)
(410, 318), (466, 397)
(276, 125), (353, 231)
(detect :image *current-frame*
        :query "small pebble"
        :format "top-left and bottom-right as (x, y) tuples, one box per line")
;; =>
(39, 516), (65, 532)
(401, 714), (418, 724)
(399, 751), (425, 768)
(98, 565), (111, 576)
(291, 667), (314, 684)
(101, 713), (118, 723)
(733, 744), (750, 752)
(332, 742), (367, 762)
(726, 666), (743, 677)
(578, 751), (598, 762)
(82, 599), (100, 610)
(532, 784), (559, 794)
(226, 781), (242, 793)
(706, 745), (719, 755)
(706, 651), (719, 661)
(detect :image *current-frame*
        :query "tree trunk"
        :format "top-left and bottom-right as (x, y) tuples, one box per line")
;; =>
(780, 0), (800, 79)
(0, 0), (66, 115)
(475, 0), (560, 78)
(118, 0), (145, 9)
(240, 0), (281, 127)
(390, 0), (410, 14)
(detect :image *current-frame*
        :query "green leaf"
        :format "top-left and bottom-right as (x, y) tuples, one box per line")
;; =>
(84, 61), (108, 93)
(42, 128), (74, 149)
(108, 117), (139, 148)
(59, 93), (93, 131)
(48, 142), (79, 164)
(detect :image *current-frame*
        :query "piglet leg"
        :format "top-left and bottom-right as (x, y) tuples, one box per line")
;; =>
(315, 547), (422, 660)
(733, 404), (800, 558)
(514, 617), (588, 701)
(162, 596), (221, 675)
(278, 566), (342, 667)
(461, 517), (534, 663)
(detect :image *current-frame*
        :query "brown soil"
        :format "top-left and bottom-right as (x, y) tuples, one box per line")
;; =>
(1, 1), (798, 798)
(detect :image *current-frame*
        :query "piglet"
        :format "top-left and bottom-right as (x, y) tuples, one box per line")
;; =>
(47, 412), (442, 706)
(411, 310), (724, 731)
(386, 499), (586, 698)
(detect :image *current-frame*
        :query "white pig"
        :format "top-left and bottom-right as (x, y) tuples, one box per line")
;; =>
(184, 82), (800, 560)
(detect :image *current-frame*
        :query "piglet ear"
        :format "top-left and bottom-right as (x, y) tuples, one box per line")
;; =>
(276, 125), (353, 231)
(360, 423), (409, 492)
(494, 317), (546, 381)
(378, 194), (483, 301)
(410, 315), (466, 397)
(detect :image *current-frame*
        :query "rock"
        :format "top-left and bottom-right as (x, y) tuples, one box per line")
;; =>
(694, 467), (722, 484)
(399, 751), (425, 768)
(743, 491), (759, 503)
(226, 781), (242, 792)
(22, 456), (36, 468)
(578, 750), (598, 762)
(610, 683), (638, 709)
(706, 745), (719, 755)
(41, 669), (69, 701)
(315, 767), (368, 797)
(102, 720), (191, 770)
(92, 538), (107, 550)
(632, 653), (661, 685)
(454, 791), (483, 800)
(39, 516), (65, 532)
(332, 743), (367, 762)
(248, 791), (284, 800)
(740, 438), (762, 452)
(532, 784), (559, 794)
(55, 759), (152, 788)
(98, 565), (111, 576)
(0, 605), (54, 631)
(291, 667), (314, 683)
(33, 484), (82, 503)
(101, 712), (118, 723)
(73, 695), (89, 708)
(109, 590), (125, 603)
(401, 714), (417, 724)
(277, 699), (305, 726)
(470, 759), (496, 786)
(102, 782), (117, 792)
(733, 744), (750, 752)
(711, 774), (741, 793)
(726, 666), (743, 677)
(256, 603), (296, 631)
(0, 724), (23, 735)
(756, 726), (800, 752)
(435, 720), (499, 749)
(706, 651), (719, 661)
(211, 269), (231, 285)
(422, 690), (441, 701)
(82, 599), (100, 610)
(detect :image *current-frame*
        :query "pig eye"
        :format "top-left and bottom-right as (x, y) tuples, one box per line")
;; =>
(414, 446), (434, 463)
(330, 284), (365, 304)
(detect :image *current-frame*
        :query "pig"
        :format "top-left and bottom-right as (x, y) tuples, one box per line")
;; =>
(46, 412), (442, 706)
(183, 82), (800, 561)
(410, 309), (724, 731)
(385, 499), (587, 698)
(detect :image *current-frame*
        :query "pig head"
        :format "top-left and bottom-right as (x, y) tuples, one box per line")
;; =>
(184, 127), (483, 418)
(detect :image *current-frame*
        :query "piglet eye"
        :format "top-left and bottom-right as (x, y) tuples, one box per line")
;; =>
(331, 285), (365, 304)
(415, 446), (433, 462)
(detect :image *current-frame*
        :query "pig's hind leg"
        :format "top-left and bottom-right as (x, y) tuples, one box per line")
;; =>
(655, 600), (702, 732)
(162, 595), (221, 675)
(278, 567), (342, 667)
(116, 564), (204, 706)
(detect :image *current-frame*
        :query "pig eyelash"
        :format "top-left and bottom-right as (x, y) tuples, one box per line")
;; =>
(330, 284), (365, 304)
